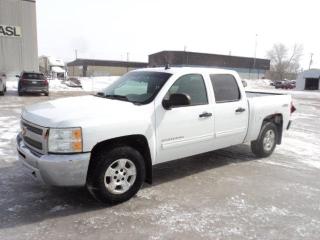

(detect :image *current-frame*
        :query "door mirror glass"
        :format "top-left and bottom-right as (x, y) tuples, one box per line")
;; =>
(162, 93), (191, 109)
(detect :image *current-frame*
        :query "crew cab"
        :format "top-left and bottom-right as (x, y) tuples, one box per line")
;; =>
(17, 67), (295, 203)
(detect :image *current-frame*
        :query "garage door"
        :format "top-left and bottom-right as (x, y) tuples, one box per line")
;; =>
(305, 78), (320, 90)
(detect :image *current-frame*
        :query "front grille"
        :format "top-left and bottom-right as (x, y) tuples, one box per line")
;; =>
(21, 119), (47, 154)
(24, 136), (43, 150)
(22, 122), (43, 135)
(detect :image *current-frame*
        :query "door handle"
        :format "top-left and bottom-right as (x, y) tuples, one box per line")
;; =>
(199, 112), (212, 118)
(235, 107), (246, 113)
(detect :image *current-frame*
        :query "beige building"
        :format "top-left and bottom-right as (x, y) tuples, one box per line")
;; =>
(67, 59), (148, 77)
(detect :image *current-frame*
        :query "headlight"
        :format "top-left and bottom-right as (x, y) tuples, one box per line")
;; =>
(48, 128), (82, 153)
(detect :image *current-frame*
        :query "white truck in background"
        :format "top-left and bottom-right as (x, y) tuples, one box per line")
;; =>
(17, 67), (295, 203)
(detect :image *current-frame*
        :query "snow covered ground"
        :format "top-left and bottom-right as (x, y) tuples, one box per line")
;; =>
(1, 81), (320, 239)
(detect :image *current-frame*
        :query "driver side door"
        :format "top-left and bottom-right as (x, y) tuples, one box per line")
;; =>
(155, 74), (215, 163)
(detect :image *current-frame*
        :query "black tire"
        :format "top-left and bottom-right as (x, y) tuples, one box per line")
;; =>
(87, 146), (145, 204)
(45, 92), (49, 96)
(251, 122), (278, 158)
(4, 85), (6, 92)
(18, 91), (23, 96)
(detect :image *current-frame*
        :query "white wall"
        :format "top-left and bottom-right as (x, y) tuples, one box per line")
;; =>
(0, 0), (38, 74)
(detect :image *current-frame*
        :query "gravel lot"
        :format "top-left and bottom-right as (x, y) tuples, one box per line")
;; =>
(0, 89), (320, 240)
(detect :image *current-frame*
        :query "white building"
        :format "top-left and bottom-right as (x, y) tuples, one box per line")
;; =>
(0, 0), (38, 75)
(296, 69), (320, 90)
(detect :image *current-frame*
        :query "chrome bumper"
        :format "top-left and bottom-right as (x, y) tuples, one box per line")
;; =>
(17, 134), (90, 186)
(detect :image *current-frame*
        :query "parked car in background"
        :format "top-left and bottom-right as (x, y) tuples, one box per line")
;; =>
(64, 77), (82, 88)
(17, 71), (49, 96)
(274, 80), (296, 89)
(0, 72), (7, 96)
(274, 80), (285, 89)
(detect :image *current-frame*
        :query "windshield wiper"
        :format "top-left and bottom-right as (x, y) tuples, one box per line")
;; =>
(105, 94), (129, 101)
(103, 94), (141, 105)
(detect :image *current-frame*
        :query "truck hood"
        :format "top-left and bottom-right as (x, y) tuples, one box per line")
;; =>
(22, 95), (144, 127)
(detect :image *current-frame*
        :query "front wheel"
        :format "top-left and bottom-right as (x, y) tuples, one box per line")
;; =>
(87, 146), (145, 204)
(251, 122), (278, 158)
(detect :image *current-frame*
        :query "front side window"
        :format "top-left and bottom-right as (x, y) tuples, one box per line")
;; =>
(210, 74), (241, 103)
(166, 74), (208, 106)
(102, 71), (172, 104)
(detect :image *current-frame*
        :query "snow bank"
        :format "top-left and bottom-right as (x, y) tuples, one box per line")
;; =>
(244, 79), (273, 90)
(79, 76), (119, 92)
(6, 76), (119, 92)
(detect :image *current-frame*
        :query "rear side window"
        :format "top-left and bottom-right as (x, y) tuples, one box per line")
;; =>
(167, 74), (208, 106)
(22, 73), (45, 80)
(210, 74), (240, 103)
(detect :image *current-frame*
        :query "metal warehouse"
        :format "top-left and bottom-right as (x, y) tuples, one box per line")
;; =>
(67, 59), (148, 77)
(0, 0), (39, 75)
(149, 51), (270, 79)
(296, 69), (320, 90)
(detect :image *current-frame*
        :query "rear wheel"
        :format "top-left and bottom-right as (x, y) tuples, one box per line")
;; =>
(87, 146), (145, 204)
(18, 91), (23, 96)
(45, 92), (49, 96)
(251, 122), (278, 158)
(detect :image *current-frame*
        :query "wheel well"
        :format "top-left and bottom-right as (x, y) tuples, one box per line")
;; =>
(88, 135), (153, 184)
(262, 114), (283, 144)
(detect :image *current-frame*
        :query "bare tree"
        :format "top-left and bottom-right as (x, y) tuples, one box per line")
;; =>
(266, 43), (303, 80)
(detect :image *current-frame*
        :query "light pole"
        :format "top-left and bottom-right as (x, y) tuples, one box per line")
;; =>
(309, 53), (313, 70)
(252, 34), (258, 78)
(126, 52), (129, 72)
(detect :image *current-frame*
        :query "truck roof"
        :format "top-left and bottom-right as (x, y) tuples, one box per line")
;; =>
(133, 67), (238, 76)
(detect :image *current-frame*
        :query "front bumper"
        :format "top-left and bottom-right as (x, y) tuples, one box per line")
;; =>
(17, 134), (90, 186)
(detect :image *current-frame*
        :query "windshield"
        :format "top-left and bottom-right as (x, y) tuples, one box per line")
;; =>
(100, 71), (172, 104)
(22, 73), (45, 80)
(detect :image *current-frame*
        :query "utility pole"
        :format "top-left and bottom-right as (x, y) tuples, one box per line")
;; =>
(126, 52), (129, 72)
(184, 45), (188, 66)
(309, 53), (313, 70)
(75, 49), (78, 60)
(253, 34), (258, 70)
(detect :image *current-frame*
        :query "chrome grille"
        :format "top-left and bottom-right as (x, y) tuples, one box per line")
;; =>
(24, 136), (43, 150)
(22, 121), (43, 135)
(21, 119), (47, 154)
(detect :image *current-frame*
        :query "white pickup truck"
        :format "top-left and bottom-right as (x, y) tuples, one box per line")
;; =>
(17, 67), (295, 203)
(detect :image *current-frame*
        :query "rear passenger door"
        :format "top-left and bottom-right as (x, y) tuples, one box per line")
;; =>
(210, 74), (249, 147)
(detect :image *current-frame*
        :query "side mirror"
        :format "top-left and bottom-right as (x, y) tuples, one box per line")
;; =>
(2, 74), (6, 77)
(15, 75), (20, 78)
(162, 93), (191, 110)
(242, 80), (247, 88)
